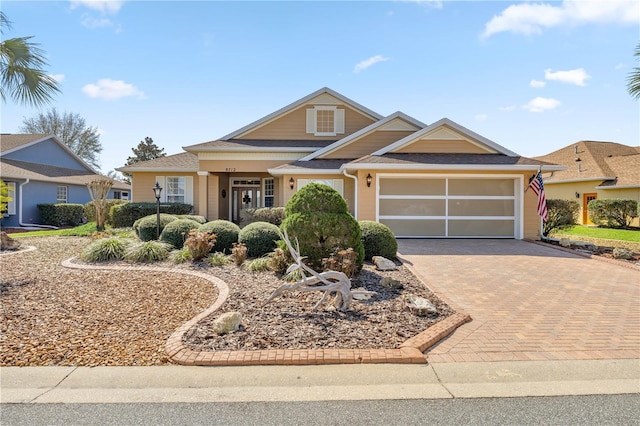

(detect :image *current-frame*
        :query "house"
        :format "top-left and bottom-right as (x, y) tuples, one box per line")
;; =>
(534, 141), (640, 225)
(118, 87), (563, 239)
(0, 134), (131, 228)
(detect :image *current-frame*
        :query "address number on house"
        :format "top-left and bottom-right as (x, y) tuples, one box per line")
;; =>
(225, 168), (236, 172)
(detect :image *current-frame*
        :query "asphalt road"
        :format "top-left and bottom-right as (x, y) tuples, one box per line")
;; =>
(2, 394), (639, 425)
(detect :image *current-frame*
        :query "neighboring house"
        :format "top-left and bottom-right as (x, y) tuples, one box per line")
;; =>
(118, 87), (562, 240)
(534, 141), (640, 226)
(0, 134), (131, 228)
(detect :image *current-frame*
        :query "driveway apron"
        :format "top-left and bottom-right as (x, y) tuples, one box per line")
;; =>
(397, 239), (640, 363)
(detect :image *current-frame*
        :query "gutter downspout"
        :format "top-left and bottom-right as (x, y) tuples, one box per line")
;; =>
(18, 178), (58, 229)
(342, 169), (358, 219)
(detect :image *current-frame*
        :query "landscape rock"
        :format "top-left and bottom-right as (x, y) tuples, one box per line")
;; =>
(372, 256), (397, 271)
(404, 293), (437, 316)
(559, 238), (572, 247)
(379, 276), (403, 290)
(212, 311), (242, 335)
(612, 248), (633, 260)
(351, 287), (374, 300)
(0, 231), (21, 251)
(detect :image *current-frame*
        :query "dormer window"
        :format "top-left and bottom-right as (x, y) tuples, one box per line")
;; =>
(306, 106), (345, 136)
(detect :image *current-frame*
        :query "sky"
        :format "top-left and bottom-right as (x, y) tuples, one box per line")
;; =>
(1, 0), (639, 176)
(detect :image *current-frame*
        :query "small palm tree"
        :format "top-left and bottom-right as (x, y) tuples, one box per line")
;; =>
(0, 12), (60, 107)
(628, 42), (640, 100)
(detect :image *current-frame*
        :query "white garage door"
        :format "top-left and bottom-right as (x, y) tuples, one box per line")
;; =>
(377, 175), (520, 238)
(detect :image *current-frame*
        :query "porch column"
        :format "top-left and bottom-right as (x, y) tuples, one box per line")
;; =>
(197, 171), (209, 219)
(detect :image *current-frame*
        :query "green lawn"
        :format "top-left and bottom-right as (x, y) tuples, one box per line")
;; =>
(7, 222), (99, 238)
(551, 225), (640, 243)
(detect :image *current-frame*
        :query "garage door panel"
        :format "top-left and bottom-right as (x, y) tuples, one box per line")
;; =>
(380, 178), (445, 196)
(448, 199), (515, 216)
(448, 220), (514, 237)
(379, 199), (446, 216)
(448, 179), (514, 196)
(381, 219), (446, 237)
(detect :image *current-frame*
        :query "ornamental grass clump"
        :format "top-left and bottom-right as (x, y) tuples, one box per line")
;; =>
(80, 237), (129, 262)
(245, 256), (271, 272)
(169, 247), (192, 264)
(124, 241), (172, 263)
(207, 252), (230, 267)
(184, 230), (216, 261)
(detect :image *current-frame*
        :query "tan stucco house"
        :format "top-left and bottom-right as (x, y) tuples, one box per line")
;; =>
(534, 141), (640, 226)
(118, 87), (563, 240)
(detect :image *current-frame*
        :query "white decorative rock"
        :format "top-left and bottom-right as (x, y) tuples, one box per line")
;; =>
(352, 287), (374, 300)
(212, 311), (242, 335)
(404, 294), (437, 316)
(559, 238), (572, 247)
(379, 277), (403, 290)
(372, 256), (397, 271)
(613, 248), (633, 260)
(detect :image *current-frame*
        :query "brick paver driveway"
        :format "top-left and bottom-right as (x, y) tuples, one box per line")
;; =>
(397, 240), (640, 363)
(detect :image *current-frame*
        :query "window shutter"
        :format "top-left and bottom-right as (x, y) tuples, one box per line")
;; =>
(184, 176), (194, 206)
(306, 109), (316, 134)
(336, 109), (345, 134)
(155, 176), (166, 202)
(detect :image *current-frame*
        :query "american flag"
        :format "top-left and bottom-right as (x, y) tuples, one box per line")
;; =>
(528, 172), (548, 222)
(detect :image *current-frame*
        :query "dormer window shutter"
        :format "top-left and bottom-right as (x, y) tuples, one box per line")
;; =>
(306, 109), (316, 134)
(336, 109), (345, 134)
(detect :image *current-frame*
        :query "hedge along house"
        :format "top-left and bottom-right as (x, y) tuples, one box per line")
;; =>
(534, 141), (640, 226)
(0, 134), (131, 229)
(119, 87), (563, 239)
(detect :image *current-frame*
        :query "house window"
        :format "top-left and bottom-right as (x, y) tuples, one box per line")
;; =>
(5, 182), (16, 215)
(166, 177), (186, 203)
(57, 186), (68, 203)
(113, 191), (129, 200)
(264, 178), (274, 207)
(297, 179), (344, 196)
(306, 106), (345, 136)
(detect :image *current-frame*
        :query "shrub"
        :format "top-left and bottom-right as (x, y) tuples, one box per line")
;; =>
(178, 214), (207, 224)
(268, 246), (293, 275)
(159, 218), (201, 249)
(281, 183), (364, 271)
(322, 248), (358, 278)
(543, 199), (580, 236)
(136, 214), (178, 241)
(207, 252), (230, 266)
(38, 203), (84, 226)
(84, 200), (128, 224)
(184, 230), (216, 261)
(358, 220), (398, 260)
(245, 257), (271, 272)
(198, 220), (240, 253)
(124, 240), (172, 263)
(170, 247), (192, 264)
(588, 199), (638, 229)
(231, 242), (248, 266)
(240, 207), (285, 227)
(238, 221), (281, 258)
(80, 237), (129, 262)
(110, 202), (193, 228)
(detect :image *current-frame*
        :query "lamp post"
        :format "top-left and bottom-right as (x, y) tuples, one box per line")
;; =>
(153, 182), (163, 239)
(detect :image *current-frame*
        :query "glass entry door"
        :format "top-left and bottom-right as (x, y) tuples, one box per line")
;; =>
(232, 187), (260, 223)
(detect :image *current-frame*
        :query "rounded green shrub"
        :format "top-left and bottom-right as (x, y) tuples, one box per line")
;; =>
(359, 220), (398, 260)
(238, 221), (281, 258)
(198, 220), (240, 253)
(159, 218), (201, 249)
(281, 183), (364, 270)
(136, 214), (178, 241)
(178, 214), (207, 224)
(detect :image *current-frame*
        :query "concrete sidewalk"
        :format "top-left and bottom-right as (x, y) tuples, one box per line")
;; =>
(2, 359), (638, 404)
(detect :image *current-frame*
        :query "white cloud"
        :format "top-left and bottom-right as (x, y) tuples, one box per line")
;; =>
(82, 78), (145, 100)
(530, 79), (546, 88)
(81, 15), (114, 29)
(474, 113), (488, 121)
(522, 97), (561, 112)
(70, 1), (124, 14)
(49, 74), (65, 82)
(482, 0), (639, 38)
(499, 105), (517, 111)
(544, 68), (591, 86)
(353, 55), (390, 73)
(414, 0), (443, 10)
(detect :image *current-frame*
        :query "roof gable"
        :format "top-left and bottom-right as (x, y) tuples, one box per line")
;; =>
(300, 112), (426, 161)
(1, 134), (96, 173)
(217, 87), (383, 141)
(373, 118), (519, 157)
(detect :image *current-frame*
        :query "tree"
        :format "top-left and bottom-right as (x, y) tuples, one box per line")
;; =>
(20, 108), (102, 169)
(107, 169), (129, 184)
(627, 42), (640, 100)
(0, 179), (12, 216)
(126, 137), (166, 165)
(86, 178), (113, 232)
(0, 12), (60, 108)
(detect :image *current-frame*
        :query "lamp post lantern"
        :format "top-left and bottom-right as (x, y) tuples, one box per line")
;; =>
(153, 182), (163, 239)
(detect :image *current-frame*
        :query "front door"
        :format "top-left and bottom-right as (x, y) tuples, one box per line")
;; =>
(232, 187), (260, 223)
(583, 193), (597, 224)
